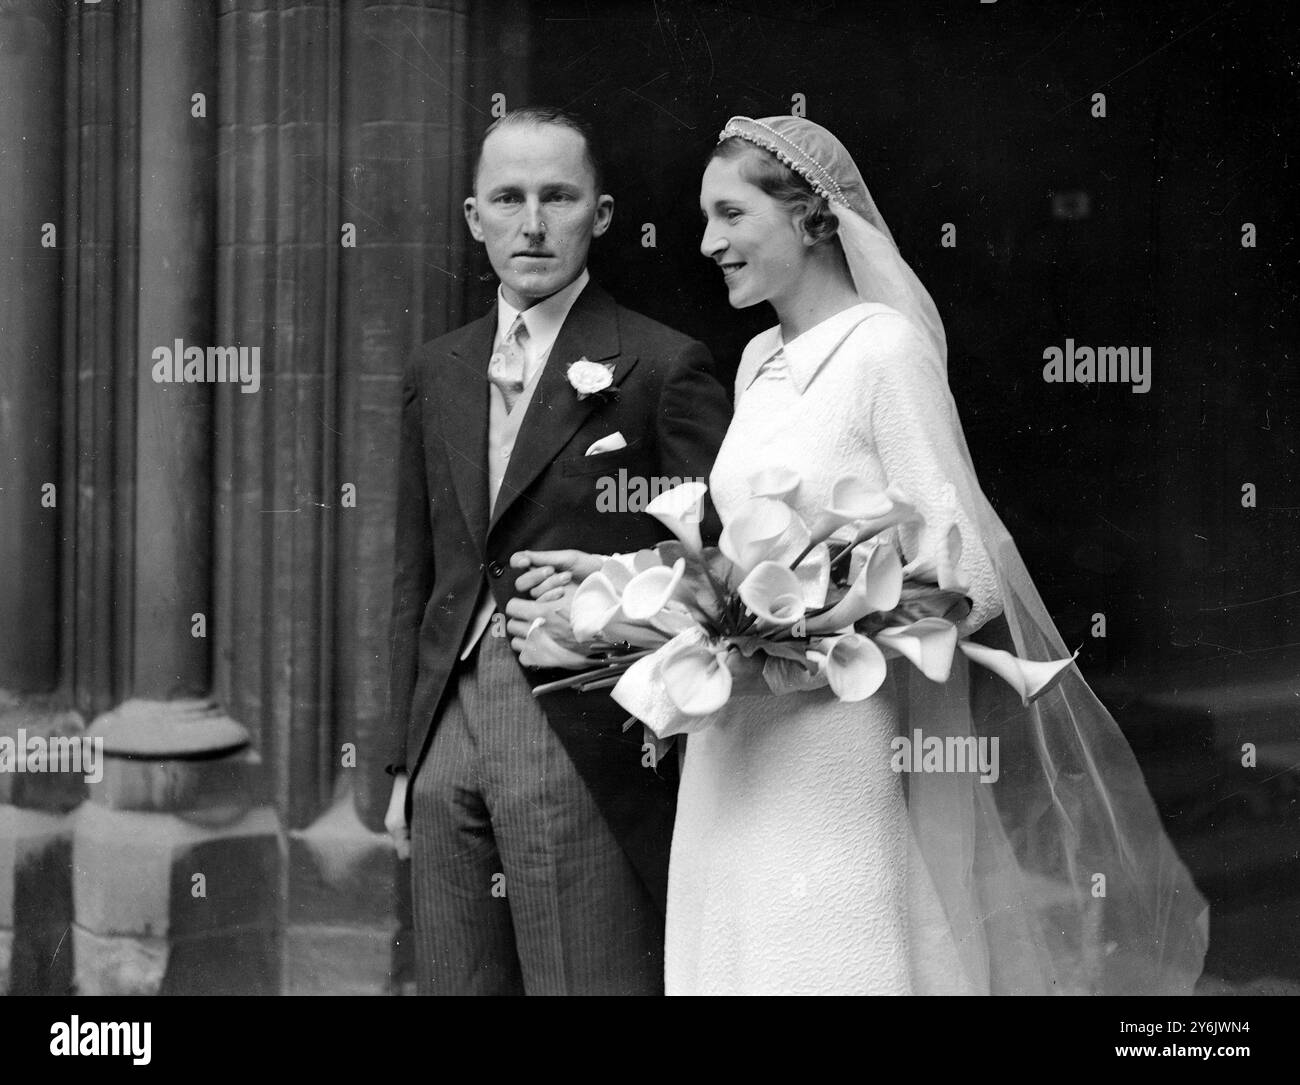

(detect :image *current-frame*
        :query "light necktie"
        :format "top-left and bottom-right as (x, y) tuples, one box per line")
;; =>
(488, 315), (529, 412)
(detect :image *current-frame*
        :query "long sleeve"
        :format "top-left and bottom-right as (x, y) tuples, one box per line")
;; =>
(857, 314), (1002, 635)
(654, 340), (732, 546)
(384, 357), (435, 773)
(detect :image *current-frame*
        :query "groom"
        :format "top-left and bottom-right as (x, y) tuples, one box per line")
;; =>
(384, 107), (730, 995)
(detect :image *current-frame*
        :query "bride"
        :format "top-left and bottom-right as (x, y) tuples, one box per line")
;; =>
(510, 115), (1208, 995)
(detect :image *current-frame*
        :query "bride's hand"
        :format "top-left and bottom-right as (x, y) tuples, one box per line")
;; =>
(511, 549), (603, 600)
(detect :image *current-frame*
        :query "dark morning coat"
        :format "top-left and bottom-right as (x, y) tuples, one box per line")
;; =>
(385, 280), (731, 913)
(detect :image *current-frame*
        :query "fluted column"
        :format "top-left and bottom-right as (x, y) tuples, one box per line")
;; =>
(337, 0), (486, 830)
(0, 0), (78, 997)
(215, 0), (342, 828)
(133, 0), (217, 696)
(0, 0), (64, 691)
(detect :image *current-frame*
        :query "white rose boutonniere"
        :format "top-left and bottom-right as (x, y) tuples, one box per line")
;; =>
(566, 358), (618, 401)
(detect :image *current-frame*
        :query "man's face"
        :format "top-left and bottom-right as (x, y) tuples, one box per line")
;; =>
(465, 123), (613, 310)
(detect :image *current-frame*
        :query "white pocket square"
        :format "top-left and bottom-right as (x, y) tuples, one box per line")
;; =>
(584, 431), (627, 456)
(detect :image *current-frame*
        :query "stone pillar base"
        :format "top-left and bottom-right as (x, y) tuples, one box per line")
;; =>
(287, 786), (397, 995)
(72, 699), (284, 994)
(72, 925), (282, 996)
(0, 695), (84, 995)
(0, 806), (74, 995)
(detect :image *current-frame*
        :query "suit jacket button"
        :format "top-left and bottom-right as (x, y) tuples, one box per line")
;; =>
(489, 561), (504, 578)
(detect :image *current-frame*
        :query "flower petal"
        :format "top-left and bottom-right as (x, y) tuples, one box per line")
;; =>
(848, 486), (922, 546)
(875, 617), (959, 682)
(597, 557), (635, 592)
(569, 572), (624, 642)
(807, 477), (895, 544)
(793, 542), (830, 609)
(747, 466), (801, 501)
(649, 606), (698, 638)
(611, 633), (720, 738)
(645, 482), (708, 554)
(823, 633), (888, 701)
(660, 639), (733, 715)
(738, 561), (807, 627)
(806, 541), (903, 634)
(720, 497), (811, 574)
(620, 557), (687, 621)
(959, 641), (1078, 706)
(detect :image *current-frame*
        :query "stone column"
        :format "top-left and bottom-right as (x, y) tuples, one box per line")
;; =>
(133, 0), (217, 697)
(0, 0), (78, 997)
(0, 0), (63, 691)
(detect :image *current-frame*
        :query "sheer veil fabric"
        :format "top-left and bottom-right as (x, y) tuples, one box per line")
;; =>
(719, 116), (1208, 994)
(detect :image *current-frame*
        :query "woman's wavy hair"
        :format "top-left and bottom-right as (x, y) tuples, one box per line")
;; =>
(710, 136), (841, 248)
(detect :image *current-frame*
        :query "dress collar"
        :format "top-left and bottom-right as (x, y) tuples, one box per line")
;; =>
(748, 302), (879, 394)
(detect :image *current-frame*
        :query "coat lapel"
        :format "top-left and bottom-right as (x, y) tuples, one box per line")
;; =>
(436, 308), (496, 552)
(489, 282), (639, 533)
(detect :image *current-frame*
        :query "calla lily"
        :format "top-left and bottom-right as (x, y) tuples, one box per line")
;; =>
(620, 558), (687, 621)
(904, 522), (969, 593)
(600, 550), (662, 587)
(846, 486), (922, 546)
(611, 630), (720, 738)
(645, 481), (708, 554)
(720, 497), (811, 574)
(852, 539), (906, 611)
(823, 633), (889, 701)
(748, 466), (801, 501)
(597, 557), (635, 593)
(793, 542), (830, 609)
(648, 603), (697, 638)
(875, 617), (959, 682)
(519, 617), (593, 670)
(569, 572), (625, 642)
(660, 637), (734, 715)
(959, 641), (1078, 706)
(738, 561), (806, 627)
(762, 651), (829, 695)
(806, 541), (904, 633)
(807, 476), (895, 544)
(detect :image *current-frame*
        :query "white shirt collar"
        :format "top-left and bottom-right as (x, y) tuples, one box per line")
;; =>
(495, 268), (591, 385)
(748, 302), (881, 394)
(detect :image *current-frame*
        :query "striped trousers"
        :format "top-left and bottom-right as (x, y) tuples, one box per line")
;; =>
(410, 628), (664, 995)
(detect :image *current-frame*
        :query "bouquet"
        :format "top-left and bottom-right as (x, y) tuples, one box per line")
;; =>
(521, 473), (1076, 739)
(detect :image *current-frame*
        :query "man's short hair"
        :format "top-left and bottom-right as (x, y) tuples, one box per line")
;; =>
(472, 106), (606, 194)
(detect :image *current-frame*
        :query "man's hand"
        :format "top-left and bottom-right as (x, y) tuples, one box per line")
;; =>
(504, 588), (578, 653)
(511, 549), (603, 601)
(385, 772), (410, 861)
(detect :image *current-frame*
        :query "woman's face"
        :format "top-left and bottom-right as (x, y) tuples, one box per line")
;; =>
(699, 155), (808, 310)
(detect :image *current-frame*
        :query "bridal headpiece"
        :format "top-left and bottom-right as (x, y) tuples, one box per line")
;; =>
(718, 116), (862, 215)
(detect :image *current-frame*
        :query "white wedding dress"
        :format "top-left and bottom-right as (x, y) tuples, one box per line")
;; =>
(665, 302), (1001, 995)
